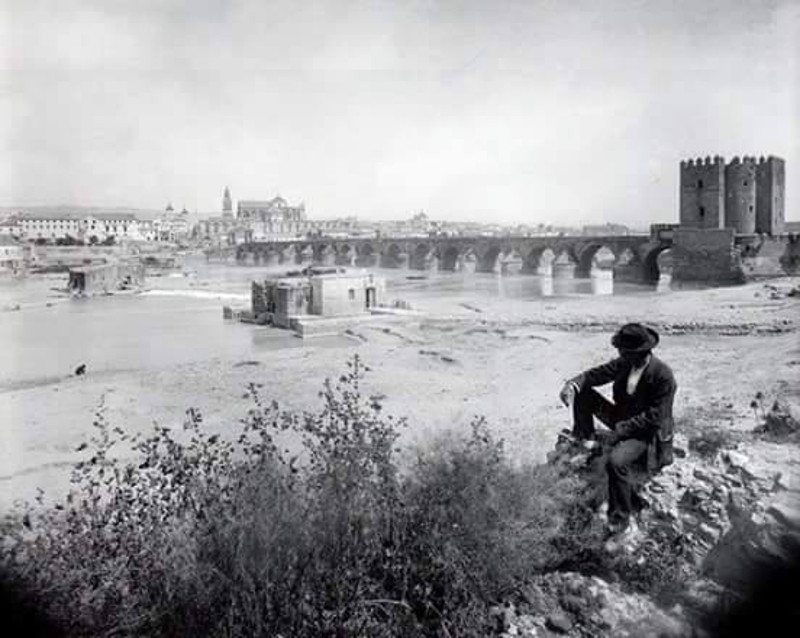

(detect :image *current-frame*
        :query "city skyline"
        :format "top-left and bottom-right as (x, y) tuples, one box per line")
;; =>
(2, 0), (798, 226)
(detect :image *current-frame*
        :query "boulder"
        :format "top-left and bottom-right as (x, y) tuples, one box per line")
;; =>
(760, 399), (800, 437)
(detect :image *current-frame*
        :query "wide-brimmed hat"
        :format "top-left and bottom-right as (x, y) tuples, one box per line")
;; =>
(611, 323), (659, 352)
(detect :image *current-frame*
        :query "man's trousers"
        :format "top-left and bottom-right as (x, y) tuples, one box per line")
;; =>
(572, 387), (650, 525)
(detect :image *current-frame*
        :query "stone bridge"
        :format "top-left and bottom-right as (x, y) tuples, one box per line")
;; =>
(233, 234), (673, 283)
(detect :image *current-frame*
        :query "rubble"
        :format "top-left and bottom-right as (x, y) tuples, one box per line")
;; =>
(493, 427), (800, 636)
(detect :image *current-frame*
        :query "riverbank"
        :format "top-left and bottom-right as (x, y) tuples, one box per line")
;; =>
(1, 275), (798, 509)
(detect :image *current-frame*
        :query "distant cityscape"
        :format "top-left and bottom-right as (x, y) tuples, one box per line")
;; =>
(0, 186), (641, 249)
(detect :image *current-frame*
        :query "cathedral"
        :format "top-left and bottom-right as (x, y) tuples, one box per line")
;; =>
(197, 187), (322, 244)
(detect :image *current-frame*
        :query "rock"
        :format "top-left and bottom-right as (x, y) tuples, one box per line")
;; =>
(766, 498), (800, 532)
(558, 594), (584, 614)
(722, 450), (761, 480)
(490, 604), (515, 633)
(545, 612), (572, 634)
(518, 584), (548, 613)
(762, 399), (800, 437)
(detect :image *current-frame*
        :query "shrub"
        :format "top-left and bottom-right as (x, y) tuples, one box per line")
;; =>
(1, 356), (592, 637)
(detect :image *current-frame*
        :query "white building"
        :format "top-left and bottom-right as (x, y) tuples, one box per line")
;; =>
(8, 209), (189, 244)
(0, 236), (27, 274)
(16, 212), (84, 241)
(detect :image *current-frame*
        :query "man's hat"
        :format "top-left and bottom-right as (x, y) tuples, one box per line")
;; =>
(611, 323), (659, 352)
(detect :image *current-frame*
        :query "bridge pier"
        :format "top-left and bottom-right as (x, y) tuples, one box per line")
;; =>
(612, 263), (646, 284)
(380, 252), (409, 269)
(297, 247), (314, 266)
(356, 253), (379, 268)
(335, 253), (356, 267)
(262, 251), (279, 267)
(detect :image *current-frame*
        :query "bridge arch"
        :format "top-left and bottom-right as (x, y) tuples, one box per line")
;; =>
(439, 245), (461, 272)
(336, 243), (356, 266)
(499, 248), (524, 275)
(380, 243), (408, 269)
(476, 244), (503, 273)
(410, 243), (435, 270)
(520, 246), (555, 275)
(315, 243), (337, 266)
(577, 244), (616, 278)
(259, 246), (280, 266)
(642, 245), (672, 283)
(611, 247), (644, 283)
(460, 247), (478, 273)
(296, 243), (315, 265)
(552, 247), (579, 277)
(279, 244), (296, 265)
(356, 242), (379, 267)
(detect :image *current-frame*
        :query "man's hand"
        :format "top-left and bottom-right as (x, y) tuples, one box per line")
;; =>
(602, 431), (622, 447)
(559, 380), (579, 407)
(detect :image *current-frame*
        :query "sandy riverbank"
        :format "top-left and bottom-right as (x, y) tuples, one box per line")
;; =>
(1, 276), (798, 509)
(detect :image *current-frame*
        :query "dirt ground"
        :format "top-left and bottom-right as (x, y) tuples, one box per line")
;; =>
(1, 276), (798, 509)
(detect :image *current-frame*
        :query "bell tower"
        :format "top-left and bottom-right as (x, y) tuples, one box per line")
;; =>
(222, 186), (233, 217)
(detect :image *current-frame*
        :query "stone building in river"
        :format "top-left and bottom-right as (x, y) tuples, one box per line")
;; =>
(251, 267), (385, 329)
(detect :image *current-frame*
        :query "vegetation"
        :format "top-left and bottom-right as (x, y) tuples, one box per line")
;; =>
(1, 357), (639, 637)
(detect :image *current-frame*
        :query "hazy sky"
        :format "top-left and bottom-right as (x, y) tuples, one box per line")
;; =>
(2, 0), (798, 225)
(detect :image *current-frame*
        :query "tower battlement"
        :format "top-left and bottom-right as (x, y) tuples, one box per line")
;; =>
(679, 154), (785, 235)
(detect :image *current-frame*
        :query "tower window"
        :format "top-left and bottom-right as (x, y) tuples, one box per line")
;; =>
(743, 181), (748, 186)
(697, 179), (704, 189)
(699, 206), (706, 218)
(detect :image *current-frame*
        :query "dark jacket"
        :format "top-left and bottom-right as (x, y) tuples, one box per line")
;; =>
(572, 355), (677, 470)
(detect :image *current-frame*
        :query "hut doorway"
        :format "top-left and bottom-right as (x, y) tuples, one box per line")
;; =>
(365, 287), (376, 309)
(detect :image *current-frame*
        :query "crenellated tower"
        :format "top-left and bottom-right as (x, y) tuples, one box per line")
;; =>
(725, 156), (757, 234)
(680, 156), (725, 229)
(679, 154), (786, 235)
(756, 156), (785, 235)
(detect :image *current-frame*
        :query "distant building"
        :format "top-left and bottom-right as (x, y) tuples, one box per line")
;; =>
(251, 267), (385, 329)
(582, 223), (632, 236)
(0, 236), (28, 274)
(0, 216), (20, 237)
(237, 196), (306, 223)
(237, 195), (312, 241)
(680, 155), (785, 235)
(222, 186), (233, 216)
(196, 188), (243, 245)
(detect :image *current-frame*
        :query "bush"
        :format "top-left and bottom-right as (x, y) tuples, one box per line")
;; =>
(1, 356), (591, 637)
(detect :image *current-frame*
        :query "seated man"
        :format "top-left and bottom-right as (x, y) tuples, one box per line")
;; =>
(559, 323), (677, 540)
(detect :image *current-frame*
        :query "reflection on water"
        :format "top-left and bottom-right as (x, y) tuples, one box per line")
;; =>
(387, 266), (658, 303)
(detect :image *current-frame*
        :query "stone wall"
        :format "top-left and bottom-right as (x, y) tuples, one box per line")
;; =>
(739, 234), (800, 278)
(671, 228), (745, 284)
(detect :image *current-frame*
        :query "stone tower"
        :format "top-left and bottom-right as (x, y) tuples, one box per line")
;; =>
(679, 156), (725, 229)
(222, 186), (233, 217)
(756, 156), (785, 235)
(724, 156), (757, 235)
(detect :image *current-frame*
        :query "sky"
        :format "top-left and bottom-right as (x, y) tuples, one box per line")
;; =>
(1, 0), (798, 225)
